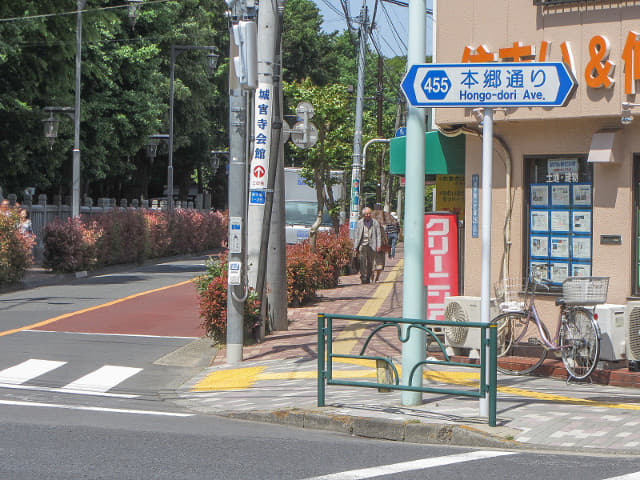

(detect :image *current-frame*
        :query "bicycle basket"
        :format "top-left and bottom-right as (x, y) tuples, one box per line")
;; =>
(561, 277), (609, 305)
(494, 278), (526, 312)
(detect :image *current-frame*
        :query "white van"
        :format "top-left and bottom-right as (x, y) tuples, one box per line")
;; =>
(284, 168), (344, 244)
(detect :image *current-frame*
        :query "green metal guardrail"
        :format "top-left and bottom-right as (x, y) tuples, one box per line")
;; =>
(317, 313), (498, 427)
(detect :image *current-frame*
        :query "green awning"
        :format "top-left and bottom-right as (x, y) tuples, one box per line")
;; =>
(389, 131), (465, 176)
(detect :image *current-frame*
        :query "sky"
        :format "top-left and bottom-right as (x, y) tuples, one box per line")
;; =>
(312, 0), (433, 59)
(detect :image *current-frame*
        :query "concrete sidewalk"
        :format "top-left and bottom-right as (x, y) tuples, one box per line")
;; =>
(172, 245), (640, 455)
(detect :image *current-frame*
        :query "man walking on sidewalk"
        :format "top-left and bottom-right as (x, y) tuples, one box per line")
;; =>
(353, 207), (382, 284)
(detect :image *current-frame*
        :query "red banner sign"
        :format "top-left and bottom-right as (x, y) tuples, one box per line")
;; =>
(424, 213), (459, 320)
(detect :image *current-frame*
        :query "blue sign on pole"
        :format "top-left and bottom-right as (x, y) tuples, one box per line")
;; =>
(401, 62), (576, 108)
(249, 190), (266, 205)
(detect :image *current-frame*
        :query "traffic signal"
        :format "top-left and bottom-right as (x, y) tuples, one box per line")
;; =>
(233, 20), (257, 90)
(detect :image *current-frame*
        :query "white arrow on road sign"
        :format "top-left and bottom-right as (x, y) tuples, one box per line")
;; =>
(401, 62), (576, 108)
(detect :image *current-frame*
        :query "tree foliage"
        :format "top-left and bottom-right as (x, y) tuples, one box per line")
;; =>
(0, 0), (228, 203)
(0, 0), (406, 213)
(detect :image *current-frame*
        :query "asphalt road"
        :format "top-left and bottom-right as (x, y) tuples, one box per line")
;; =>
(2, 404), (640, 479)
(0, 257), (213, 404)
(2, 257), (640, 479)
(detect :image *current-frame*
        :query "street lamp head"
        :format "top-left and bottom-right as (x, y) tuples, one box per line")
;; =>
(42, 112), (59, 149)
(207, 52), (219, 75)
(146, 138), (159, 160)
(127, 0), (143, 29)
(147, 134), (169, 161)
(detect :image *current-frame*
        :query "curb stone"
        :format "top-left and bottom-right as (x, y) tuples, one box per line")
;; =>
(217, 409), (525, 449)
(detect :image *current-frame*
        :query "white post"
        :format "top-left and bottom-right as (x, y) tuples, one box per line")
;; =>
(479, 107), (493, 417)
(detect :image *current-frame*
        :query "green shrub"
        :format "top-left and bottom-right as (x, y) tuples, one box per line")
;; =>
(0, 209), (35, 284)
(286, 241), (323, 306)
(42, 209), (228, 272)
(42, 218), (99, 273)
(195, 255), (260, 343)
(94, 210), (148, 266)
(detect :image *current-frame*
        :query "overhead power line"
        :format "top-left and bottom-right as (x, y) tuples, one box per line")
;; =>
(0, 0), (169, 24)
(380, 0), (433, 16)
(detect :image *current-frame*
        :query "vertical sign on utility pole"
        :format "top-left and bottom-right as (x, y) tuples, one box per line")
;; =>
(250, 87), (272, 195)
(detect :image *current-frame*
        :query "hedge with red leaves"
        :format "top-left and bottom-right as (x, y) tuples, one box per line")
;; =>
(194, 255), (260, 343)
(0, 209), (35, 284)
(43, 209), (228, 273)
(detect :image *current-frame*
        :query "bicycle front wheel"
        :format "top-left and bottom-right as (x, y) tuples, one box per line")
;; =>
(560, 308), (600, 380)
(495, 311), (548, 375)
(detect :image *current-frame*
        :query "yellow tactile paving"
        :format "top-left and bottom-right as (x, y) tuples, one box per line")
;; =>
(332, 260), (404, 355)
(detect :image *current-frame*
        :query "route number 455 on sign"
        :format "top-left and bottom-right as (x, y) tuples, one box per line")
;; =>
(401, 62), (576, 108)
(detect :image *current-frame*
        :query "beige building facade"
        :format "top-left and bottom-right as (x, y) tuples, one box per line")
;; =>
(434, 0), (640, 316)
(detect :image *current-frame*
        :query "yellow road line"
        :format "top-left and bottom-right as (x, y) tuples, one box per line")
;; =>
(0, 279), (194, 337)
(332, 260), (404, 355)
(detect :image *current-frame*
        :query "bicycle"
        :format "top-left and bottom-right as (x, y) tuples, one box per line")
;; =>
(493, 269), (608, 380)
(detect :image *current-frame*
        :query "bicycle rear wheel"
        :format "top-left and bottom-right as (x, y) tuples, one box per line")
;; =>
(560, 308), (600, 380)
(495, 311), (548, 375)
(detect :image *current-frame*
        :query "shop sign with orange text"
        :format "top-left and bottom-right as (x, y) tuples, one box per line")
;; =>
(461, 33), (640, 94)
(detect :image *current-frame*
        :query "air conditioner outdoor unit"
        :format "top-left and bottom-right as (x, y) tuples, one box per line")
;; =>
(595, 304), (626, 362)
(443, 296), (496, 357)
(625, 301), (640, 362)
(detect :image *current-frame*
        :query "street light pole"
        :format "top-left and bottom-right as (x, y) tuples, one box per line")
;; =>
(70, 1), (141, 217)
(72, 0), (87, 219)
(168, 46), (177, 212)
(168, 45), (218, 212)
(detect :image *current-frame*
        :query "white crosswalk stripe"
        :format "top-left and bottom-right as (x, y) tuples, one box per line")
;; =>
(61, 365), (142, 394)
(0, 359), (66, 384)
(0, 359), (142, 397)
(300, 451), (517, 480)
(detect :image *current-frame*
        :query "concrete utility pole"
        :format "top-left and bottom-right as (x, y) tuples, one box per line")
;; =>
(348, 1), (368, 238)
(266, 0), (288, 332)
(226, 0), (256, 364)
(401, 0), (427, 406)
(247, 0), (279, 292)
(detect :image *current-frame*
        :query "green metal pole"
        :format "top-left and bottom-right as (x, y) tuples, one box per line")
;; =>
(489, 323), (497, 427)
(317, 314), (325, 407)
(401, 0), (427, 406)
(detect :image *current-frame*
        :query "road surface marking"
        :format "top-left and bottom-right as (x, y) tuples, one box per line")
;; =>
(0, 382), (139, 398)
(0, 359), (66, 384)
(300, 451), (516, 480)
(24, 330), (199, 339)
(332, 260), (404, 355)
(0, 399), (193, 417)
(0, 279), (193, 337)
(602, 473), (640, 480)
(61, 365), (142, 394)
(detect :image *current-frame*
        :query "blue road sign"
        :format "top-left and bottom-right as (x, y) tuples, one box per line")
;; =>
(249, 190), (265, 205)
(401, 62), (576, 108)
(395, 127), (407, 137)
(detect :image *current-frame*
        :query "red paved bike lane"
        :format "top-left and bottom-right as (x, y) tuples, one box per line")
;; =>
(31, 281), (205, 338)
